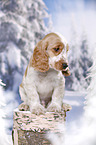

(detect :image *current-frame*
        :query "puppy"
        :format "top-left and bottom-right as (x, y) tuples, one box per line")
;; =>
(19, 32), (70, 115)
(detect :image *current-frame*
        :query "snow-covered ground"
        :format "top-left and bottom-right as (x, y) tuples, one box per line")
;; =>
(64, 90), (87, 123)
(0, 80), (13, 145)
(49, 86), (96, 145)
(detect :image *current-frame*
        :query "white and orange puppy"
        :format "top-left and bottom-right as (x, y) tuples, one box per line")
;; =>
(19, 33), (70, 115)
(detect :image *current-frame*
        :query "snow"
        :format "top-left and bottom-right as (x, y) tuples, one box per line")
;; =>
(66, 23), (92, 91)
(7, 42), (21, 69)
(32, 19), (40, 32)
(37, 0), (47, 9)
(1, 62), (7, 74)
(0, 79), (6, 86)
(64, 90), (86, 123)
(3, 90), (19, 135)
(0, 11), (5, 17)
(0, 81), (12, 145)
(48, 89), (96, 145)
(13, 72), (22, 92)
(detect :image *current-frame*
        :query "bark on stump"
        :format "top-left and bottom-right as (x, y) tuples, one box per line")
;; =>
(12, 108), (68, 145)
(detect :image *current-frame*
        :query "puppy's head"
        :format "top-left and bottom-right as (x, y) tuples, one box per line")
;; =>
(31, 32), (70, 76)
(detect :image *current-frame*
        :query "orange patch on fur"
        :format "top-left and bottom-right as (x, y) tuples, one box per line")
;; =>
(24, 66), (28, 77)
(47, 42), (64, 58)
(32, 47), (49, 72)
(62, 69), (70, 76)
(51, 42), (64, 56)
(20, 83), (23, 88)
(55, 60), (64, 70)
(30, 41), (49, 72)
(55, 60), (70, 76)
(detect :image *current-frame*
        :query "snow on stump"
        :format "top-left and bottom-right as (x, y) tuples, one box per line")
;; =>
(12, 104), (71, 145)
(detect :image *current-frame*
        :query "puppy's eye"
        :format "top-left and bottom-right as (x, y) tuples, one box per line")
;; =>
(54, 48), (59, 52)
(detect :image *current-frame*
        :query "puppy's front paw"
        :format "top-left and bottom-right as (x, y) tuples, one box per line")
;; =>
(18, 103), (30, 111)
(30, 103), (46, 115)
(62, 103), (72, 112)
(47, 102), (61, 113)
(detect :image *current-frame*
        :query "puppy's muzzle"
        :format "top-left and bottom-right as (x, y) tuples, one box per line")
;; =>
(62, 63), (70, 76)
(62, 63), (68, 70)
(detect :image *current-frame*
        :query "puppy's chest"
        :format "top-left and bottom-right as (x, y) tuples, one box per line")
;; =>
(36, 75), (54, 95)
(35, 71), (58, 96)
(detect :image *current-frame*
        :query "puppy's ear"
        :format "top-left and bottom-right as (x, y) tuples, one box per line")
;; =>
(30, 40), (49, 72)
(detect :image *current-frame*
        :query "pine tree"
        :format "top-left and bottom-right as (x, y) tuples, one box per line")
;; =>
(84, 46), (96, 117)
(79, 30), (93, 89)
(24, 0), (49, 43)
(0, 0), (51, 133)
(83, 47), (96, 144)
(0, 0), (30, 93)
(47, 14), (53, 32)
(0, 0), (50, 94)
(66, 15), (93, 91)
(66, 15), (81, 91)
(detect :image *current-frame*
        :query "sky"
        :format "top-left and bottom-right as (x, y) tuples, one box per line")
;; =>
(44, 0), (96, 47)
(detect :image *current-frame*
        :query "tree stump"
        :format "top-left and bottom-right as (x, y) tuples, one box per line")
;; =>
(12, 104), (71, 145)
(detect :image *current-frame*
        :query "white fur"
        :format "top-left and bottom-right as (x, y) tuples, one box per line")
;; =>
(49, 37), (68, 70)
(19, 33), (68, 114)
(55, 32), (68, 46)
(19, 67), (65, 114)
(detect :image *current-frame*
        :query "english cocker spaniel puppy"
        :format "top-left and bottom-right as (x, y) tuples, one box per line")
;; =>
(19, 32), (70, 115)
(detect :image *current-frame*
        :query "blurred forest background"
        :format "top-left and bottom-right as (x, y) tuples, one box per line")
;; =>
(0, 0), (95, 138)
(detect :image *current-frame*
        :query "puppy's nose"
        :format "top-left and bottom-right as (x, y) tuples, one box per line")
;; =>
(62, 63), (68, 69)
